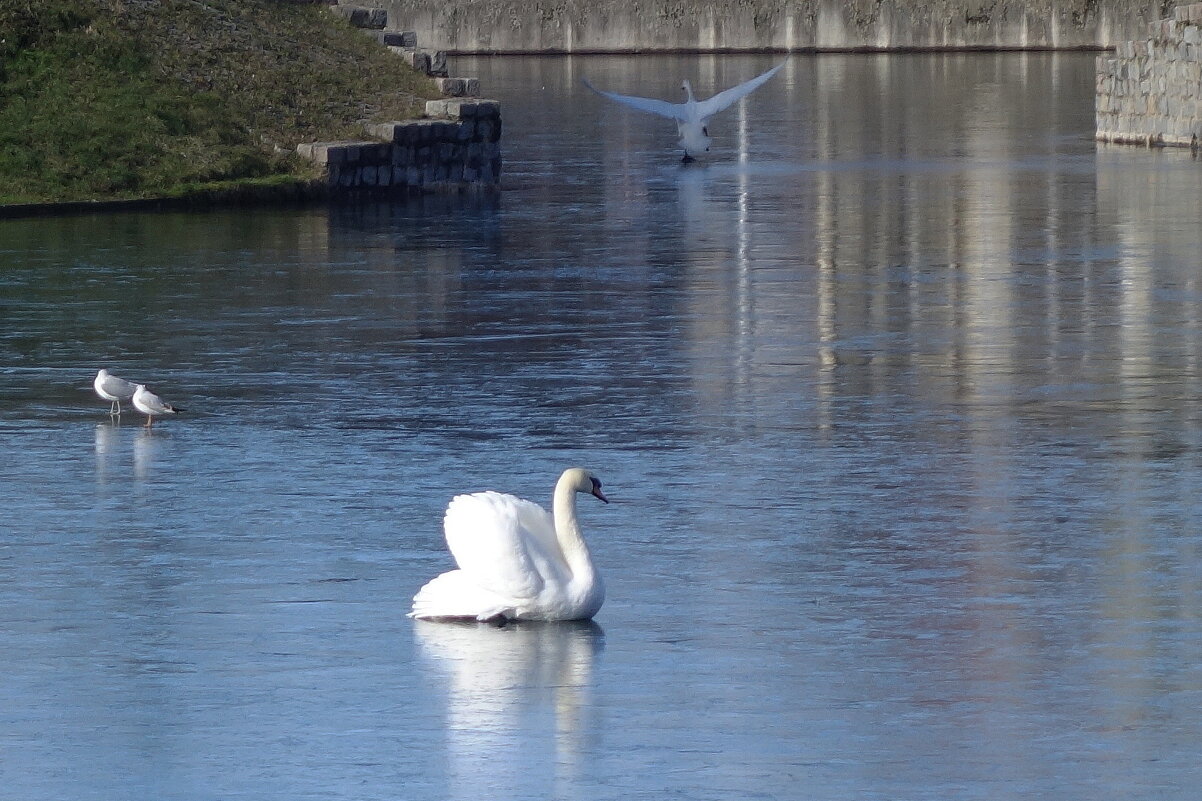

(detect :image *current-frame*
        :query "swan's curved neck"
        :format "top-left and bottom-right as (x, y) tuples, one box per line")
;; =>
(682, 79), (695, 104)
(552, 479), (595, 578)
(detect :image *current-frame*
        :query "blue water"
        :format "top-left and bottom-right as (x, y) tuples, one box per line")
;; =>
(2, 53), (1201, 800)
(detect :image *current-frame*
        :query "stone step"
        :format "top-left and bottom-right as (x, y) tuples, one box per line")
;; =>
(329, 4), (386, 30)
(364, 29), (418, 48)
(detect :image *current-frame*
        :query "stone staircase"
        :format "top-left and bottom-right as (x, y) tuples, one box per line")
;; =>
(297, 2), (502, 194)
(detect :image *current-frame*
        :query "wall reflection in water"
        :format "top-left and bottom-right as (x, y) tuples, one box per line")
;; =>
(415, 621), (604, 799)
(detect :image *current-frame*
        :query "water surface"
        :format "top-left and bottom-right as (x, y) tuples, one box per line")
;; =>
(2, 53), (1201, 800)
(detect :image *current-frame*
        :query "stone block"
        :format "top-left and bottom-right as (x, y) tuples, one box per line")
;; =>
(361, 165), (378, 186)
(367, 30), (415, 47)
(363, 122), (400, 142)
(297, 141), (380, 165)
(475, 99), (502, 119)
(390, 47), (431, 74)
(464, 78), (481, 96)
(430, 51), (448, 77)
(330, 5), (387, 30)
(445, 99), (480, 119)
(436, 77), (468, 96)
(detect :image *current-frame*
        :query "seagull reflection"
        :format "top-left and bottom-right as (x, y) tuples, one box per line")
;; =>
(133, 427), (157, 481)
(94, 421), (120, 485)
(416, 620), (604, 797)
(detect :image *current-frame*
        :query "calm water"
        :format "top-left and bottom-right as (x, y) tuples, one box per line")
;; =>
(3, 53), (1202, 800)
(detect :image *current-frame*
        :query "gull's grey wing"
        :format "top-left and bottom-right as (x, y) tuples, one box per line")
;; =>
(693, 63), (785, 121)
(582, 78), (688, 121)
(98, 373), (137, 399)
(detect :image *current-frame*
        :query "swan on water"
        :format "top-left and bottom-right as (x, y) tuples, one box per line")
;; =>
(94, 368), (137, 415)
(583, 63), (785, 161)
(410, 468), (609, 623)
(132, 384), (183, 428)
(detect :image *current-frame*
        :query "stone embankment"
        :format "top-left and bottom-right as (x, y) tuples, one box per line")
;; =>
(369, 0), (1169, 54)
(1096, 3), (1202, 147)
(298, 99), (502, 192)
(297, 3), (502, 194)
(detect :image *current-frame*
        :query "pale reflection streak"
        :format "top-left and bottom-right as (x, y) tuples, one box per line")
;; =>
(415, 620), (604, 799)
(94, 422), (121, 486)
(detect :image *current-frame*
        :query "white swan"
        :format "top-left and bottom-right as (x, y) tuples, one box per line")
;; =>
(131, 384), (182, 428)
(94, 368), (137, 415)
(410, 468), (609, 622)
(583, 63), (784, 161)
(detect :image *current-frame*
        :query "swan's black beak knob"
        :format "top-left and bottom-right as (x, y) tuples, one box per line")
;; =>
(590, 477), (609, 504)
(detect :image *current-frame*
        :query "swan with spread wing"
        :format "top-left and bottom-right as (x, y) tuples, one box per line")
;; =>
(583, 63), (785, 161)
(410, 468), (609, 623)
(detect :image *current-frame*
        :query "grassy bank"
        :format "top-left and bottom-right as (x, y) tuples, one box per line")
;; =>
(0, 0), (440, 205)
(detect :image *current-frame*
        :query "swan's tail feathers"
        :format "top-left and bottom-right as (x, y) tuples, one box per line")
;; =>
(409, 570), (517, 621)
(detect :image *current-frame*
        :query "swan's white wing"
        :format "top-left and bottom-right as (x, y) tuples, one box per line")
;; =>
(443, 491), (565, 601)
(582, 78), (687, 121)
(693, 63), (784, 121)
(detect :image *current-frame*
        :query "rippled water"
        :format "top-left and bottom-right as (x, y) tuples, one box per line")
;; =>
(2, 53), (1201, 800)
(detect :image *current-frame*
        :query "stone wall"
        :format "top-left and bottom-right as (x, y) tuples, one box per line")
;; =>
(298, 100), (502, 194)
(1096, 3), (1202, 147)
(371, 0), (1171, 53)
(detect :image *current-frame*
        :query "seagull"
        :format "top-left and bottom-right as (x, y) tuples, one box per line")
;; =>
(583, 62), (785, 162)
(132, 384), (183, 428)
(93, 368), (137, 415)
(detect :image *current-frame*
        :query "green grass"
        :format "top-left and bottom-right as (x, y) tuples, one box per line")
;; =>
(0, 0), (441, 204)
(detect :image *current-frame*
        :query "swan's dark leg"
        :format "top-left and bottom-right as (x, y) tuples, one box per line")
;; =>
(681, 153), (695, 164)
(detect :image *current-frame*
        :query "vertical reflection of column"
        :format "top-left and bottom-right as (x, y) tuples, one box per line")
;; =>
(961, 87), (1015, 419)
(813, 58), (840, 436)
(734, 101), (754, 414)
(959, 83), (1018, 549)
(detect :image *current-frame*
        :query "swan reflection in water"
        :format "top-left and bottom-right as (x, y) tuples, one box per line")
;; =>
(416, 619), (604, 797)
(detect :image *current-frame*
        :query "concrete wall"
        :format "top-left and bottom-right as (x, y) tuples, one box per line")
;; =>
(372, 0), (1173, 53)
(1097, 2), (1202, 146)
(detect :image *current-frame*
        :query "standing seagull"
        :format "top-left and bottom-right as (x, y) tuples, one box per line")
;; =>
(583, 62), (785, 162)
(132, 384), (183, 429)
(94, 368), (137, 416)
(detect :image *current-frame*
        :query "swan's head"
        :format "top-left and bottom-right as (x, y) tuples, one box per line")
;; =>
(680, 79), (695, 103)
(562, 467), (608, 503)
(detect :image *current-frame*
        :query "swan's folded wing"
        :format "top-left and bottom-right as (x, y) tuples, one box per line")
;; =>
(582, 78), (686, 120)
(443, 491), (561, 601)
(693, 62), (784, 121)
